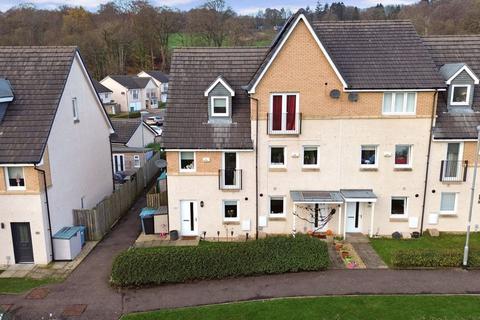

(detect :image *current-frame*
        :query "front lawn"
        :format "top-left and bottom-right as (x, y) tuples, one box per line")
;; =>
(121, 295), (480, 320)
(371, 233), (480, 268)
(0, 277), (60, 294)
(111, 235), (329, 287)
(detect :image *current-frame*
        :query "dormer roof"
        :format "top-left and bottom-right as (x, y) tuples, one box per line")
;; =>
(439, 63), (479, 84)
(204, 76), (235, 97)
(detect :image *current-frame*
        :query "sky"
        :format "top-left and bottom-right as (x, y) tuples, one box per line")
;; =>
(0, 0), (419, 14)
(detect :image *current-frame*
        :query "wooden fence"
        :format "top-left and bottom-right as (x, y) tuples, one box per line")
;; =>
(146, 190), (168, 208)
(73, 152), (162, 241)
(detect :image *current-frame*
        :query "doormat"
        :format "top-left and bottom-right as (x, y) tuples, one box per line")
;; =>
(181, 236), (198, 240)
(26, 288), (49, 299)
(62, 304), (87, 317)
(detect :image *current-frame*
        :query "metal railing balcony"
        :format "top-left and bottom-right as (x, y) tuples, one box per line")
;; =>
(219, 169), (242, 190)
(267, 112), (302, 135)
(440, 160), (468, 182)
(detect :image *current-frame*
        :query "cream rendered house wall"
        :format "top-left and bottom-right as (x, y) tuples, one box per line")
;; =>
(249, 18), (435, 236)
(46, 53), (113, 234)
(100, 77), (129, 112)
(424, 141), (480, 232)
(167, 151), (256, 239)
(126, 124), (156, 148)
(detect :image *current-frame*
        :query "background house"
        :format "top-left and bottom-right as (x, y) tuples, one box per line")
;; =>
(100, 75), (159, 113)
(92, 79), (117, 114)
(138, 70), (169, 104)
(110, 119), (159, 175)
(0, 46), (113, 265)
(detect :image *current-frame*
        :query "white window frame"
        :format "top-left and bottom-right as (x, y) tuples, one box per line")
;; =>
(72, 97), (79, 122)
(269, 196), (286, 217)
(269, 93), (300, 133)
(360, 145), (378, 168)
(4, 167), (26, 191)
(382, 92), (417, 115)
(390, 196), (408, 218)
(210, 96), (229, 117)
(269, 146), (286, 168)
(131, 89), (139, 100)
(439, 192), (458, 215)
(302, 146), (320, 168)
(222, 200), (240, 222)
(450, 84), (471, 106)
(112, 154), (125, 173)
(133, 155), (141, 168)
(179, 151), (196, 172)
(394, 144), (413, 169)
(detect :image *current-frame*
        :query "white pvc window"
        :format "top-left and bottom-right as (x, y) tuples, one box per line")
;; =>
(270, 146), (286, 168)
(223, 200), (239, 221)
(440, 192), (457, 214)
(180, 152), (195, 172)
(391, 197), (408, 217)
(211, 96), (229, 117)
(395, 145), (412, 168)
(360, 145), (378, 167)
(450, 85), (470, 105)
(131, 89), (139, 100)
(383, 92), (416, 115)
(303, 146), (319, 168)
(72, 97), (79, 122)
(5, 167), (26, 190)
(269, 196), (286, 217)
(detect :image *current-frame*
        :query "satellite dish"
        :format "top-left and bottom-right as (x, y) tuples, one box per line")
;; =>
(155, 159), (167, 169)
(348, 93), (359, 102)
(330, 89), (340, 99)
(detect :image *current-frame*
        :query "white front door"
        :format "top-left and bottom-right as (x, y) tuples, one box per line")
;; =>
(346, 202), (361, 233)
(180, 200), (198, 236)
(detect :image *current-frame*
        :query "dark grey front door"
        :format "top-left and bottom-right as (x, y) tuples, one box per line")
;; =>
(11, 223), (34, 263)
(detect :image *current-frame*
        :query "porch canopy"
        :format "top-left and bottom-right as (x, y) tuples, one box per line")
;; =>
(340, 189), (377, 202)
(290, 190), (344, 204)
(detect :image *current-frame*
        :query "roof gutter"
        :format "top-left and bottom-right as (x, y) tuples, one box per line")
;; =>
(34, 164), (55, 261)
(420, 89), (439, 236)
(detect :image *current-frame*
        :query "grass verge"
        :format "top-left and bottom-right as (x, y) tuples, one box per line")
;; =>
(0, 277), (60, 294)
(121, 295), (480, 320)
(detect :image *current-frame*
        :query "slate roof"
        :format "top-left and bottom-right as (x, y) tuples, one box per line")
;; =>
(92, 79), (112, 93)
(108, 75), (152, 89)
(162, 47), (268, 150)
(0, 46), (76, 164)
(110, 119), (142, 144)
(143, 70), (169, 83)
(248, 12), (445, 91)
(423, 35), (480, 139)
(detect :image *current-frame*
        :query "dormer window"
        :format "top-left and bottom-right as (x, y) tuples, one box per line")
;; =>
(211, 96), (229, 117)
(450, 85), (470, 105)
(204, 76), (234, 121)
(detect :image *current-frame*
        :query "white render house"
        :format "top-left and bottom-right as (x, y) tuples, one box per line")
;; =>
(0, 47), (114, 266)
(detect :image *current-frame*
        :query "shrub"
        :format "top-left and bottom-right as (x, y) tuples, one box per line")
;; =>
(391, 249), (480, 269)
(111, 235), (329, 287)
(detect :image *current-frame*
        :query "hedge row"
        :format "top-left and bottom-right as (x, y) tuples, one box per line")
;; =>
(111, 235), (329, 287)
(391, 249), (480, 268)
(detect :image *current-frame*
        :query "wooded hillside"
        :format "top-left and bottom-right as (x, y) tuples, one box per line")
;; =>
(1, 0), (478, 79)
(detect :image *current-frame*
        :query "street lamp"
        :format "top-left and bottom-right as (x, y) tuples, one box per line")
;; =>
(463, 125), (480, 267)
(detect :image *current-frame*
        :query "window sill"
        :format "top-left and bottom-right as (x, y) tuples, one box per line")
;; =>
(394, 167), (412, 171)
(302, 166), (320, 171)
(179, 170), (196, 173)
(6, 187), (26, 192)
(389, 216), (408, 221)
(439, 212), (457, 216)
(223, 220), (240, 225)
(269, 167), (287, 172)
(269, 215), (286, 220)
(360, 166), (378, 171)
(382, 113), (416, 117)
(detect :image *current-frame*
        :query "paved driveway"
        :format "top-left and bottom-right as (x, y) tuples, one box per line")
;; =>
(2, 196), (480, 319)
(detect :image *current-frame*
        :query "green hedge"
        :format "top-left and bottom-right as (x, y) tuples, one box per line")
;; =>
(391, 249), (480, 268)
(111, 235), (329, 287)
